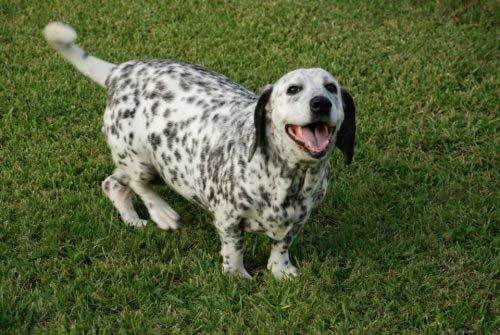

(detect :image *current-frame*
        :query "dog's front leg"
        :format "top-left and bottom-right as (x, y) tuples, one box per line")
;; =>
(267, 235), (299, 279)
(215, 217), (251, 279)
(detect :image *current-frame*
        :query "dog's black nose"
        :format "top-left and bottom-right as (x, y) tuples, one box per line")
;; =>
(310, 96), (332, 115)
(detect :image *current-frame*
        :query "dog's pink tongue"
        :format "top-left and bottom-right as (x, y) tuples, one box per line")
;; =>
(297, 124), (330, 152)
(314, 123), (331, 150)
(297, 126), (318, 150)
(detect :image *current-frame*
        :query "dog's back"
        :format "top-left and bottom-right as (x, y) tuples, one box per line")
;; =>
(103, 60), (257, 204)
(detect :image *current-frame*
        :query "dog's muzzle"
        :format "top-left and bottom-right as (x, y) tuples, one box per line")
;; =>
(284, 96), (336, 159)
(285, 121), (336, 159)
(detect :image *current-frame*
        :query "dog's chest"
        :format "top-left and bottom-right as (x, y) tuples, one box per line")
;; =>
(242, 164), (329, 240)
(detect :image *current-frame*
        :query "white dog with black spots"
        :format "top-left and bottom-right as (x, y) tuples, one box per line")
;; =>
(44, 22), (356, 279)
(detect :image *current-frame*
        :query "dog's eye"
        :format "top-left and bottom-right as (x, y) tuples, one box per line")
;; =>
(286, 85), (302, 95)
(324, 83), (338, 94)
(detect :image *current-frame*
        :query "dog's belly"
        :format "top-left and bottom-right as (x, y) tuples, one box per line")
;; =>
(239, 164), (329, 240)
(242, 215), (305, 241)
(241, 196), (317, 240)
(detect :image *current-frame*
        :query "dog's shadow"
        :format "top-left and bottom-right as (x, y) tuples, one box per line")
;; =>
(132, 173), (395, 280)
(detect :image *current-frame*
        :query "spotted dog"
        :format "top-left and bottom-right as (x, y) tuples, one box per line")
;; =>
(43, 22), (356, 279)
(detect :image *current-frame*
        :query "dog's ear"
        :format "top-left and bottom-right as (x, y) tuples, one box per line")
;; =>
(248, 86), (273, 162)
(336, 87), (356, 164)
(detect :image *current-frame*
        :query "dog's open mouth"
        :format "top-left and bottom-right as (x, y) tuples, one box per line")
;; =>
(285, 122), (335, 158)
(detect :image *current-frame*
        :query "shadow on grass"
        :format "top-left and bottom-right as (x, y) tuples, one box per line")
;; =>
(129, 172), (416, 281)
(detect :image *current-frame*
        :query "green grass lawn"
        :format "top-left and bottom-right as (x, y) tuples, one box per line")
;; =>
(1, 0), (498, 333)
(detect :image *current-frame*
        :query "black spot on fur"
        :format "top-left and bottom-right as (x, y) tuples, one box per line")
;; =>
(151, 101), (159, 115)
(148, 133), (161, 151)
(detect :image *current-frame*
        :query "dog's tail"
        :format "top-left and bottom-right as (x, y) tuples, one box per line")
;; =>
(43, 22), (115, 87)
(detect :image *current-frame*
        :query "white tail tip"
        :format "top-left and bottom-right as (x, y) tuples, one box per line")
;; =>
(43, 22), (77, 45)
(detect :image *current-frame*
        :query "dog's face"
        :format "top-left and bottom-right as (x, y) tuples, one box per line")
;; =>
(270, 68), (343, 161)
(251, 68), (356, 164)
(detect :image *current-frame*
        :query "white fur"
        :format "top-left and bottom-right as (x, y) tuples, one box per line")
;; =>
(44, 22), (355, 280)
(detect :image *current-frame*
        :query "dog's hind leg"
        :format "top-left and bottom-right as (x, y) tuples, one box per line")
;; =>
(102, 169), (147, 227)
(128, 178), (180, 231)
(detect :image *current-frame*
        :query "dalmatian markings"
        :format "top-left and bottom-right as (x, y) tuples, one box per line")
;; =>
(44, 22), (356, 279)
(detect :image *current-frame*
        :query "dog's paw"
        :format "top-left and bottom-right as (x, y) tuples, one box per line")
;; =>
(267, 260), (299, 280)
(149, 202), (180, 230)
(222, 265), (252, 279)
(122, 216), (148, 228)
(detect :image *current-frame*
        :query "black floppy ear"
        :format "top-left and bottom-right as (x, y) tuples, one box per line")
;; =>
(248, 86), (273, 161)
(336, 87), (356, 164)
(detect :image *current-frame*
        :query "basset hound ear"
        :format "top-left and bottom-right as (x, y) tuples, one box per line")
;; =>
(248, 86), (273, 162)
(335, 88), (356, 164)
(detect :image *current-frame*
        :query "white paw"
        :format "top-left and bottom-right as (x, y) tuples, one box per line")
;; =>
(222, 265), (252, 279)
(268, 260), (299, 279)
(148, 202), (180, 230)
(123, 216), (148, 228)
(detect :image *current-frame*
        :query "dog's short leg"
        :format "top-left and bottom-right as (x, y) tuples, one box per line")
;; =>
(267, 237), (298, 279)
(102, 171), (147, 227)
(215, 217), (251, 279)
(128, 180), (180, 230)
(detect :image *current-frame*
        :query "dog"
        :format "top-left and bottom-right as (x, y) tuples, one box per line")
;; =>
(43, 22), (355, 279)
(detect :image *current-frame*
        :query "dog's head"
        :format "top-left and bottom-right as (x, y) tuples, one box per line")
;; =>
(249, 68), (356, 164)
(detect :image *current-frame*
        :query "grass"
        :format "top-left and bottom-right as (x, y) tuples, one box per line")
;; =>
(1, 0), (498, 333)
